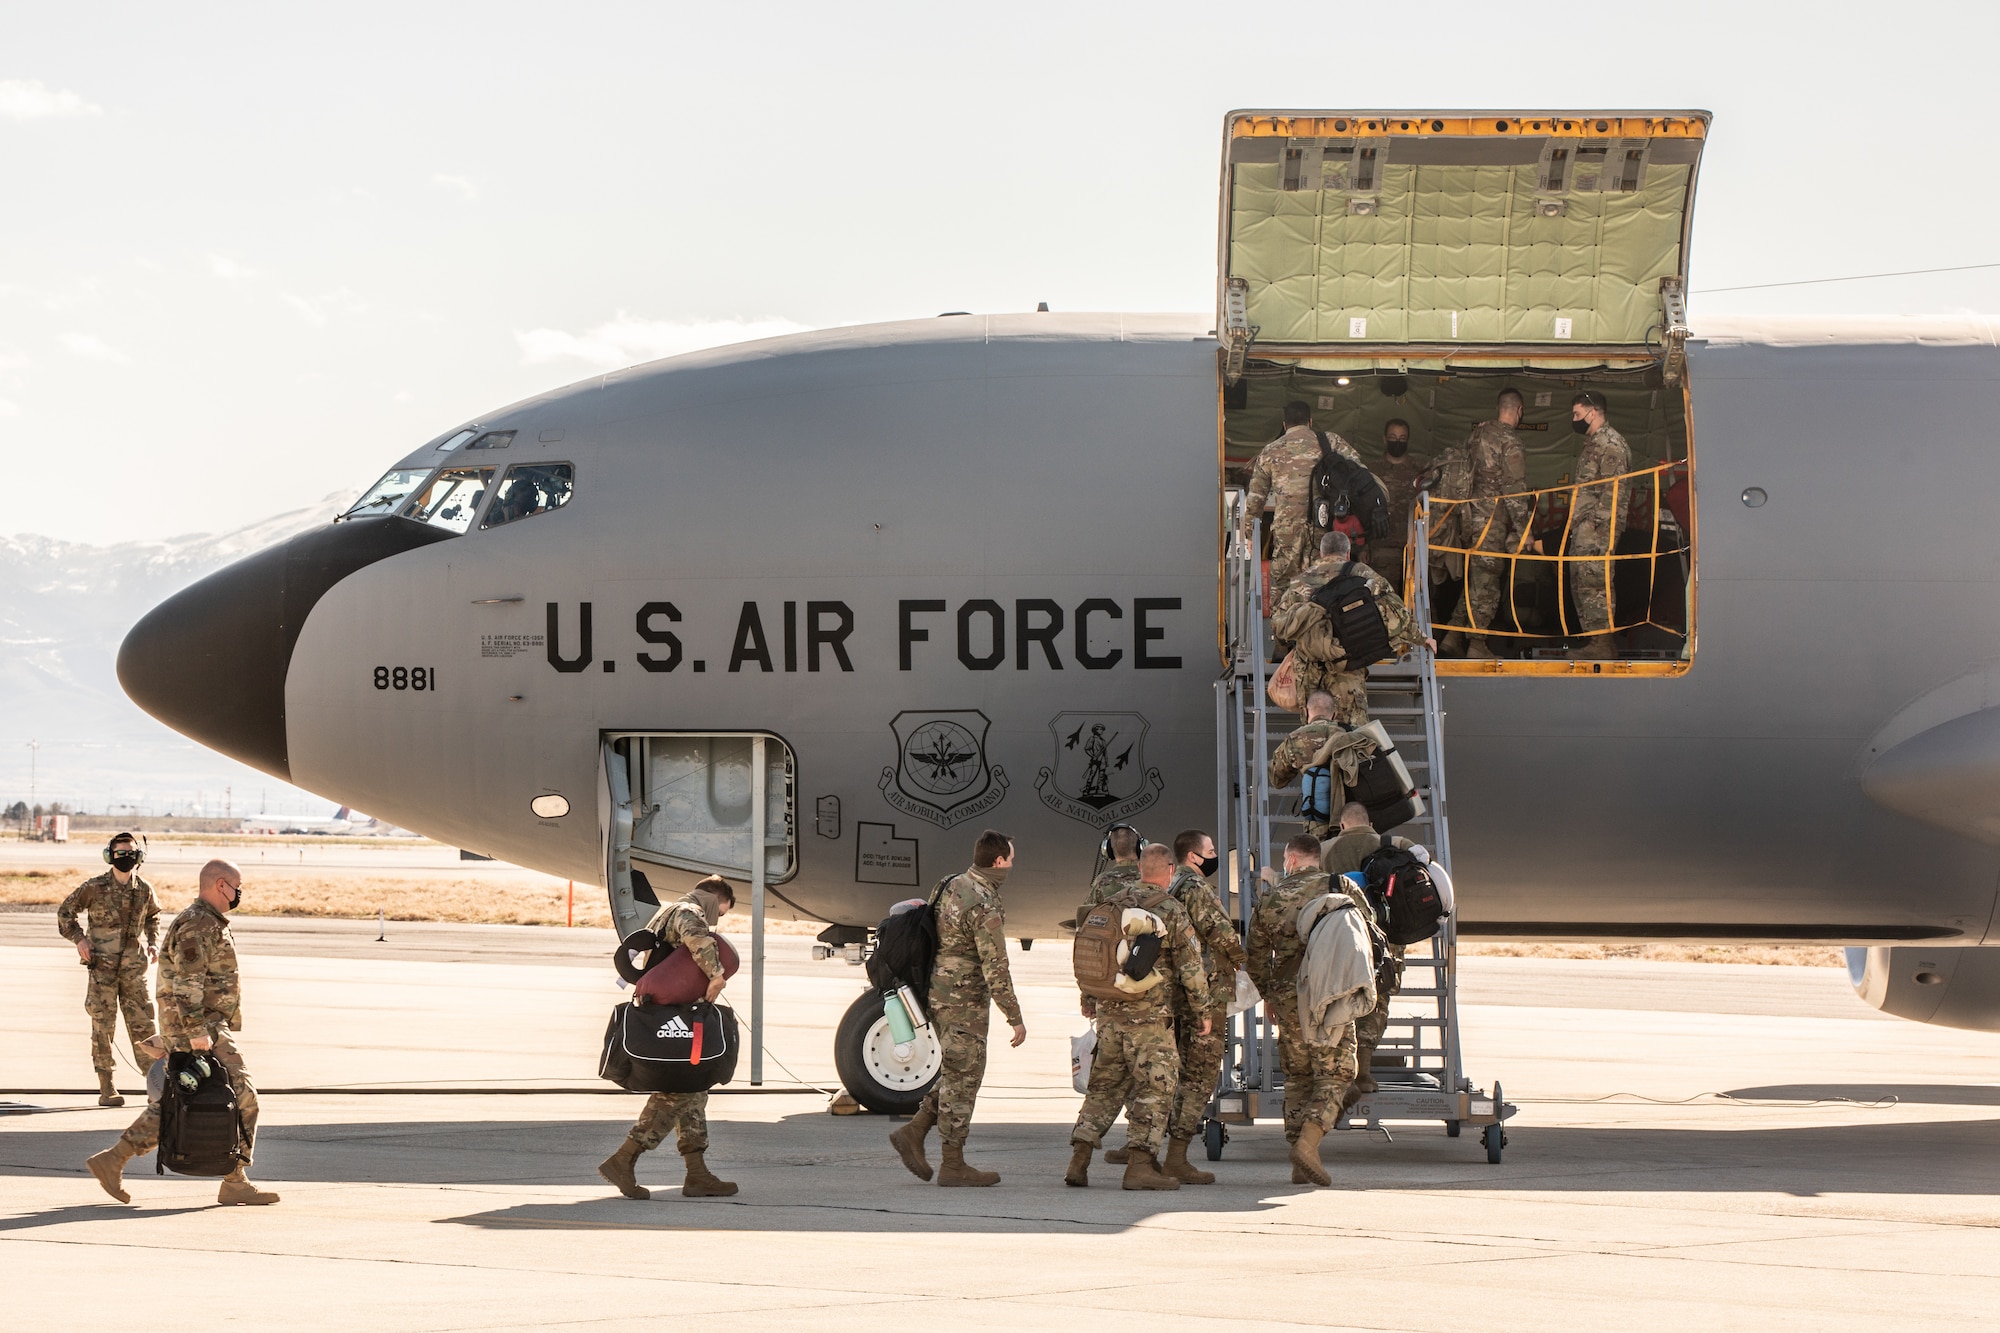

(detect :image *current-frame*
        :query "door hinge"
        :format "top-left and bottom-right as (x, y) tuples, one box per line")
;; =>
(1658, 276), (1689, 386)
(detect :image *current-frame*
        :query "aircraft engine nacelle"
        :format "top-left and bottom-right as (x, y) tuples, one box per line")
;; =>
(1847, 945), (2000, 1030)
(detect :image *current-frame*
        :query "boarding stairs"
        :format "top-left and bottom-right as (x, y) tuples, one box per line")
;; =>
(1209, 492), (1513, 1161)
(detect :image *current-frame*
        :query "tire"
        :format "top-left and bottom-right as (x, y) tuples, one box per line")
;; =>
(1445, 1120), (1461, 1138)
(1203, 1118), (1227, 1162)
(1482, 1124), (1505, 1164)
(834, 989), (942, 1115)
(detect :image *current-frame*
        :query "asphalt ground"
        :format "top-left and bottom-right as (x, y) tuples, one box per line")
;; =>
(4, 914), (1998, 1330)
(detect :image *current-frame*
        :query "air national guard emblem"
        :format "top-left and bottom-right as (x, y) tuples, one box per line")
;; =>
(879, 710), (1010, 829)
(1034, 711), (1165, 828)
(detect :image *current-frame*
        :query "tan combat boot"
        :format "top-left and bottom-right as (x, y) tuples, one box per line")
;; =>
(1340, 1083), (1365, 1114)
(1574, 637), (1617, 660)
(1063, 1141), (1093, 1187)
(1120, 1148), (1181, 1191)
(217, 1167), (280, 1205)
(1162, 1136), (1215, 1185)
(96, 1070), (124, 1108)
(598, 1136), (650, 1200)
(681, 1151), (738, 1197)
(1290, 1122), (1331, 1187)
(1464, 636), (1500, 661)
(1437, 631), (1467, 657)
(888, 1104), (936, 1181)
(936, 1142), (999, 1187)
(1102, 1144), (1132, 1164)
(85, 1142), (136, 1203)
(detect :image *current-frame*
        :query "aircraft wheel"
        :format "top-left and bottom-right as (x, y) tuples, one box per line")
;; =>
(1203, 1118), (1227, 1162)
(834, 990), (941, 1115)
(1445, 1119), (1461, 1138)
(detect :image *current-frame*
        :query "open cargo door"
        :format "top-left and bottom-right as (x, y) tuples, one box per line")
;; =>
(1219, 111), (1709, 675)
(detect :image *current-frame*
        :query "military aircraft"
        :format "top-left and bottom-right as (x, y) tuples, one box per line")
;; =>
(116, 109), (2000, 1109)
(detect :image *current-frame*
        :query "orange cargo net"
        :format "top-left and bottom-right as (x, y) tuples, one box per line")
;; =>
(1411, 459), (1689, 642)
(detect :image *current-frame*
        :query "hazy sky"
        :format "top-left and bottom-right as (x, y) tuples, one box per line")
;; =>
(7, 2), (1999, 545)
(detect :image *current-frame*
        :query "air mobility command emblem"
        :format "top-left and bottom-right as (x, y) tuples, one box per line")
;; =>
(879, 710), (1009, 828)
(1034, 711), (1164, 828)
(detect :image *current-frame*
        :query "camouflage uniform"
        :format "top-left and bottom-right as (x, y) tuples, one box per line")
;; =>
(1166, 865), (1247, 1141)
(1321, 828), (1414, 1079)
(1460, 421), (1533, 632)
(1371, 452), (1424, 595)
(627, 895), (726, 1155)
(1569, 423), (1632, 634)
(1269, 717), (1344, 836)
(57, 871), (161, 1074)
(921, 866), (1022, 1149)
(1245, 867), (1356, 1141)
(1271, 557), (1421, 727)
(1243, 425), (1363, 594)
(112, 900), (259, 1163)
(1085, 860), (1142, 906)
(1071, 885), (1210, 1155)
(1426, 443), (1474, 582)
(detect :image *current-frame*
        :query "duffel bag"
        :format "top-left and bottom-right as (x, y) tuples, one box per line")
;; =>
(599, 1000), (740, 1095)
(633, 936), (741, 1006)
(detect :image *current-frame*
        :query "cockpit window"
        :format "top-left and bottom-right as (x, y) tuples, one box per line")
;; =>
(403, 467), (496, 534)
(481, 463), (575, 530)
(435, 428), (478, 452)
(464, 430), (516, 450)
(341, 468), (430, 521)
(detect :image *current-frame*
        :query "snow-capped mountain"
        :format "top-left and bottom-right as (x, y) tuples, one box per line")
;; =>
(0, 492), (359, 814)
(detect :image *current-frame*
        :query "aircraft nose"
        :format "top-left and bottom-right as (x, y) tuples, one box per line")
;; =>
(118, 517), (455, 781)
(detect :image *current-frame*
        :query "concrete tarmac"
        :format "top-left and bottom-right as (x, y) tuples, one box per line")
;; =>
(5, 914), (2000, 1329)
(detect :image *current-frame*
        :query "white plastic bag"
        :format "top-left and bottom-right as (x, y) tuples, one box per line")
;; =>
(1227, 969), (1261, 1017)
(1071, 1024), (1097, 1094)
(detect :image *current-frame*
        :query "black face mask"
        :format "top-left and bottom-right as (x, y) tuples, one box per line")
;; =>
(109, 852), (142, 873)
(226, 884), (242, 910)
(1198, 855), (1220, 878)
(1571, 417), (1591, 435)
(1385, 439), (1408, 458)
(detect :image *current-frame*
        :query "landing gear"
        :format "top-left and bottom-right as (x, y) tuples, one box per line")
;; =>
(833, 990), (941, 1115)
(1203, 1118), (1228, 1162)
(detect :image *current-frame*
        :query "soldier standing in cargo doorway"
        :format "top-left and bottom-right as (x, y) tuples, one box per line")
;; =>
(1272, 531), (1429, 728)
(1567, 390), (1632, 660)
(888, 830), (1025, 1187)
(85, 859), (279, 1206)
(1065, 844), (1211, 1190)
(57, 833), (161, 1107)
(1242, 400), (1363, 594)
(1458, 389), (1537, 661)
(1427, 434), (1475, 653)
(1246, 833), (1355, 1187)
(1371, 419), (1423, 594)
(599, 876), (739, 1200)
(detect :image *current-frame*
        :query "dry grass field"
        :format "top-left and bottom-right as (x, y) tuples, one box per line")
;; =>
(3, 866), (1844, 961)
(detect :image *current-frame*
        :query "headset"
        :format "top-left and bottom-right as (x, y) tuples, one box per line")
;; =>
(101, 832), (146, 868)
(1098, 823), (1147, 861)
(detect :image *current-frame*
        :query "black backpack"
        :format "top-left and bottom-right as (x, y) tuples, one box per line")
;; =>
(866, 876), (951, 1005)
(599, 1000), (741, 1094)
(1358, 837), (1449, 946)
(1309, 561), (1395, 671)
(156, 1050), (244, 1177)
(1309, 433), (1393, 539)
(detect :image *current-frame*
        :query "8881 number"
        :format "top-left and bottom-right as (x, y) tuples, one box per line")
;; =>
(373, 666), (437, 692)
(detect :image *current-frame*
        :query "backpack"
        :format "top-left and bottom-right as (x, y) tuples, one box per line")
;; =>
(1072, 889), (1170, 1002)
(1309, 433), (1393, 539)
(1359, 837), (1449, 946)
(155, 1050), (244, 1177)
(866, 876), (951, 1005)
(599, 999), (741, 1094)
(1299, 765), (1335, 825)
(1308, 561), (1395, 671)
